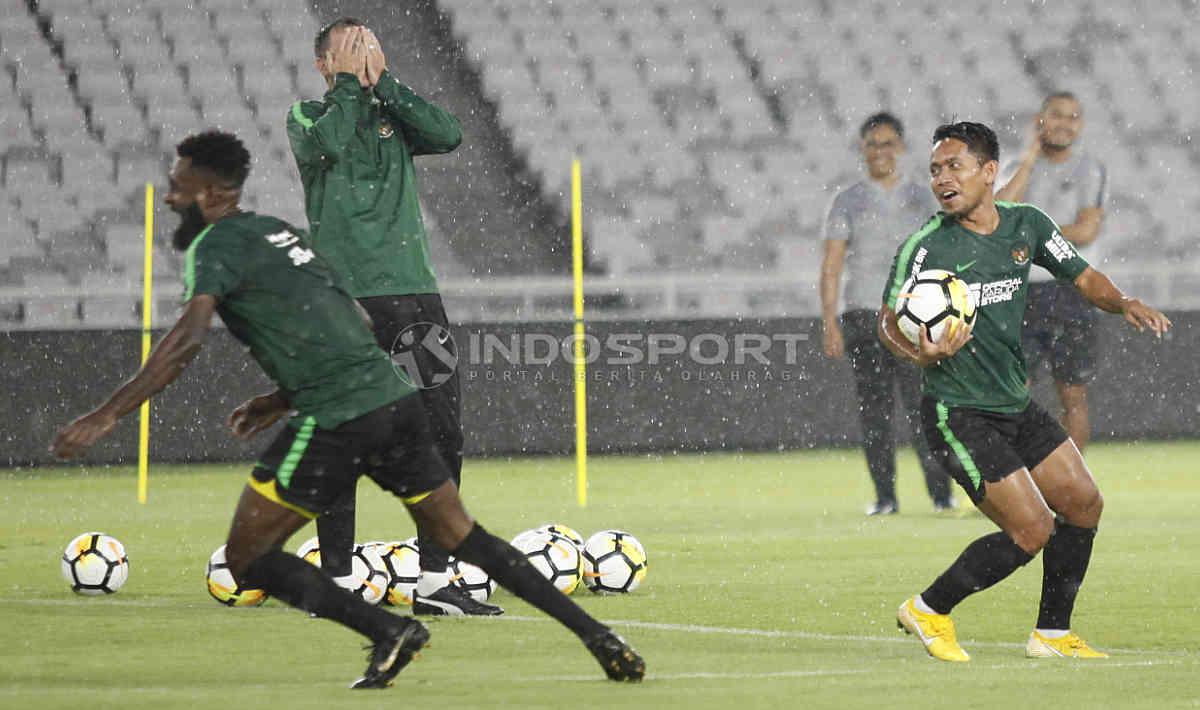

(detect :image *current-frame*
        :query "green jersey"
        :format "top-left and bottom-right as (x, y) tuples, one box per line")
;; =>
(882, 202), (1091, 413)
(286, 71), (462, 298)
(183, 212), (416, 428)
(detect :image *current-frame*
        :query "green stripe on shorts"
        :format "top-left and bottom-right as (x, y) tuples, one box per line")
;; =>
(277, 416), (316, 489)
(936, 402), (981, 490)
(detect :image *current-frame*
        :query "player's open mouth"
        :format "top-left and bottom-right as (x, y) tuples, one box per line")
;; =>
(939, 190), (958, 201)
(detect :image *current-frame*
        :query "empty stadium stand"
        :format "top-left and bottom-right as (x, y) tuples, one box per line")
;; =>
(2, 0), (1199, 327)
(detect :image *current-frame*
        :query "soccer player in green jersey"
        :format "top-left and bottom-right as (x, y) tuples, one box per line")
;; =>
(285, 19), (496, 616)
(51, 131), (644, 687)
(877, 122), (1171, 662)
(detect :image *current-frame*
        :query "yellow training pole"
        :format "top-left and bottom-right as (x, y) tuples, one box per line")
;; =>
(137, 182), (154, 504)
(571, 159), (588, 507)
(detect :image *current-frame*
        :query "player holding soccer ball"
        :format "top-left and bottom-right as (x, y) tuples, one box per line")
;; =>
(878, 122), (1171, 662)
(50, 131), (644, 687)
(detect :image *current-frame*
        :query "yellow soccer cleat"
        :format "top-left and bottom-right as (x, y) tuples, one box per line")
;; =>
(896, 597), (971, 662)
(1025, 631), (1109, 658)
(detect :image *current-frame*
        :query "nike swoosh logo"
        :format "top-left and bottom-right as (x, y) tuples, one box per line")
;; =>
(955, 259), (977, 272)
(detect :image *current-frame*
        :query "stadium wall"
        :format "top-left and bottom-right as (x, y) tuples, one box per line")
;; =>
(4, 315), (1197, 468)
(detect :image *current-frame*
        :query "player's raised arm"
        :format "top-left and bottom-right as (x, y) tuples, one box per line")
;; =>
(287, 27), (370, 165)
(1073, 267), (1172, 337)
(51, 295), (219, 458)
(363, 29), (462, 155)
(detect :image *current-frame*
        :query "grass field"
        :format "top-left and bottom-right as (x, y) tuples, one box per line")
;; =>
(3, 442), (1199, 709)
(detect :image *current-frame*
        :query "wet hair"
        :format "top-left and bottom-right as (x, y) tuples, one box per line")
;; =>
(932, 121), (999, 164)
(314, 16), (365, 56)
(860, 112), (904, 140)
(176, 130), (251, 188)
(1041, 90), (1080, 111)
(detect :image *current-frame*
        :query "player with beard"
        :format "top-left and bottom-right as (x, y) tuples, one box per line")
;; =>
(284, 18), (496, 617)
(877, 122), (1170, 661)
(997, 92), (1107, 450)
(51, 130), (644, 687)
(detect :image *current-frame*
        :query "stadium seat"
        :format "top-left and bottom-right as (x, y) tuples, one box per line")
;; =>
(93, 103), (148, 148)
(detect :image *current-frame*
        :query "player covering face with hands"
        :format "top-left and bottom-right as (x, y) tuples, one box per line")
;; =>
(51, 131), (644, 688)
(877, 122), (1169, 662)
(289, 18), (490, 616)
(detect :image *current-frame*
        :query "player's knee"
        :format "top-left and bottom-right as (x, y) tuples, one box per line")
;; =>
(1012, 514), (1054, 555)
(1076, 487), (1104, 526)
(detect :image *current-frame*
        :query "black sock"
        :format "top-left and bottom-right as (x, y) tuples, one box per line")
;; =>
(922, 532), (1035, 614)
(418, 535), (450, 574)
(1037, 522), (1097, 630)
(242, 549), (401, 641)
(452, 523), (606, 640)
(316, 493), (357, 578)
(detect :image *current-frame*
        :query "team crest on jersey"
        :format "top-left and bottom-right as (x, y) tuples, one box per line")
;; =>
(1011, 245), (1030, 266)
(379, 121), (394, 138)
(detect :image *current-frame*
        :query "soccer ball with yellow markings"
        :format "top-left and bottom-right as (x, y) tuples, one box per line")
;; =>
(581, 530), (647, 594)
(61, 532), (129, 595)
(295, 536), (388, 606)
(895, 269), (977, 345)
(511, 529), (582, 594)
(206, 544), (268, 607)
(369, 538), (420, 606)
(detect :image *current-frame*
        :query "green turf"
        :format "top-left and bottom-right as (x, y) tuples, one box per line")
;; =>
(2, 442), (1198, 708)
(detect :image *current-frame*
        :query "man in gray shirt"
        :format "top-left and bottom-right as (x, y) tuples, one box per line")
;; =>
(820, 112), (952, 515)
(996, 91), (1107, 450)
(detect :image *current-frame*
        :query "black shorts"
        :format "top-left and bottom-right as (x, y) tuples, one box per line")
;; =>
(358, 293), (463, 482)
(921, 397), (1068, 505)
(251, 397), (450, 517)
(1022, 281), (1097, 385)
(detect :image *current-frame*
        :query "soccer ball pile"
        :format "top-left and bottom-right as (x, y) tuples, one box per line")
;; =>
(60, 524), (647, 605)
(61, 532), (129, 595)
(895, 269), (977, 345)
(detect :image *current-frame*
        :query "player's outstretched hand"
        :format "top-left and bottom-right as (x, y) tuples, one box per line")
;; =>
(228, 393), (289, 440)
(1122, 298), (1172, 338)
(51, 409), (118, 459)
(364, 28), (387, 86)
(916, 318), (972, 368)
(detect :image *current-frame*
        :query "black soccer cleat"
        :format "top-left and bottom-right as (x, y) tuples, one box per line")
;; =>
(412, 584), (504, 617)
(585, 631), (645, 682)
(350, 617), (431, 689)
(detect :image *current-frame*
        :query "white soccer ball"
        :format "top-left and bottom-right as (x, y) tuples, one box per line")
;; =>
(206, 544), (268, 607)
(511, 530), (582, 594)
(345, 544), (389, 605)
(449, 557), (497, 602)
(895, 269), (977, 345)
(534, 522), (584, 550)
(296, 536), (388, 605)
(372, 538), (421, 606)
(61, 532), (129, 595)
(581, 530), (647, 594)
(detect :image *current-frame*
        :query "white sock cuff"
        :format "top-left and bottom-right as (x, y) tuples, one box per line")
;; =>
(416, 570), (452, 596)
(1035, 628), (1070, 639)
(913, 595), (936, 614)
